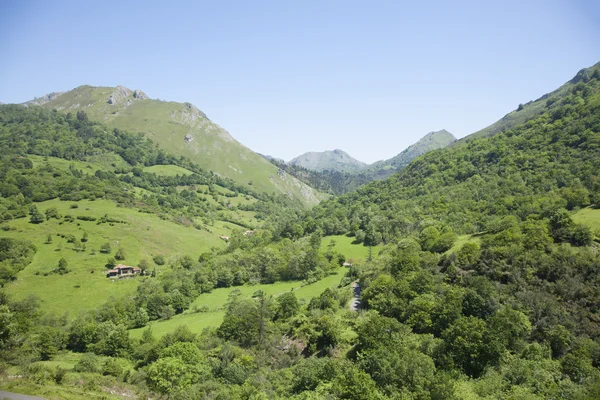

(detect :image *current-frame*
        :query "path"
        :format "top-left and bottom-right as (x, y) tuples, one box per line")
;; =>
(350, 281), (361, 311)
(0, 391), (46, 400)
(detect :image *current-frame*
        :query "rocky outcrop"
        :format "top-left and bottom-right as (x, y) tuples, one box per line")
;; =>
(107, 86), (133, 105)
(133, 90), (148, 100)
(25, 92), (65, 106)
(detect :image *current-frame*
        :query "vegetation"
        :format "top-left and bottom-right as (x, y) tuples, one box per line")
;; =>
(34, 85), (324, 206)
(1, 62), (600, 399)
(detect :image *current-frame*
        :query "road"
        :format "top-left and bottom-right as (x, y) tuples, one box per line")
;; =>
(0, 391), (46, 400)
(350, 281), (361, 311)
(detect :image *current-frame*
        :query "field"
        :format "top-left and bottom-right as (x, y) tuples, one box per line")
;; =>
(445, 233), (482, 255)
(2, 198), (226, 315)
(143, 164), (194, 176)
(129, 266), (347, 338)
(573, 207), (600, 235)
(320, 234), (380, 262)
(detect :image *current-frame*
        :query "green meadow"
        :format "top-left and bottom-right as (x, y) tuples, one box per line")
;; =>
(573, 207), (600, 234)
(129, 266), (347, 339)
(142, 164), (194, 176)
(320, 234), (380, 262)
(446, 233), (482, 255)
(2, 198), (227, 315)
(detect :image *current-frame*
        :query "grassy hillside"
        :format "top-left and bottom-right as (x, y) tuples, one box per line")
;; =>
(464, 61), (600, 141)
(34, 85), (324, 206)
(367, 129), (456, 180)
(2, 198), (227, 315)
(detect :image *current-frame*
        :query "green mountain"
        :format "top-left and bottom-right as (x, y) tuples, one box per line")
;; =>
(464, 61), (600, 141)
(0, 104), (308, 314)
(279, 130), (455, 194)
(366, 129), (456, 180)
(289, 149), (367, 173)
(27, 85), (324, 206)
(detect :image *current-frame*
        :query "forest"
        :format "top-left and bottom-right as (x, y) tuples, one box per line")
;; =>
(0, 64), (600, 399)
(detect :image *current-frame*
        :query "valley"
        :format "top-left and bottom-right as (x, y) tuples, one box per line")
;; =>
(0, 60), (600, 400)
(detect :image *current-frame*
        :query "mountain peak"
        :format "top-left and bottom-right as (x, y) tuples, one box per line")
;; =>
(289, 149), (366, 173)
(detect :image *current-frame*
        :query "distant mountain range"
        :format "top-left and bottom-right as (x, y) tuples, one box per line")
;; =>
(273, 130), (456, 195)
(288, 130), (456, 178)
(23, 85), (325, 206)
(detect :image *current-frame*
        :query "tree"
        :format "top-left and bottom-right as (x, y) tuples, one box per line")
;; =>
(114, 247), (126, 261)
(81, 232), (88, 243)
(442, 316), (501, 377)
(138, 259), (149, 274)
(276, 291), (299, 320)
(153, 254), (166, 265)
(45, 234), (53, 244)
(45, 207), (60, 220)
(100, 242), (112, 254)
(55, 258), (69, 275)
(29, 205), (44, 224)
(147, 357), (197, 396)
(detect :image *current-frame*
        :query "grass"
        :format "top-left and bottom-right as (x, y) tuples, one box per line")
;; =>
(2, 198), (226, 316)
(320, 234), (381, 262)
(130, 267), (347, 339)
(446, 234), (482, 255)
(44, 86), (325, 207)
(573, 207), (600, 237)
(28, 154), (130, 176)
(142, 165), (193, 176)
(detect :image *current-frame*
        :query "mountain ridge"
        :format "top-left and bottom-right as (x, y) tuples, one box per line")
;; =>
(24, 85), (326, 207)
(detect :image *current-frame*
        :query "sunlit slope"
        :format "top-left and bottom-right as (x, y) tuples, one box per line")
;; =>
(37, 85), (325, 206)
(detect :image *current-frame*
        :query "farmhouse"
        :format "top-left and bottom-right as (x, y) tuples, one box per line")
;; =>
(106, 264), (141, 278)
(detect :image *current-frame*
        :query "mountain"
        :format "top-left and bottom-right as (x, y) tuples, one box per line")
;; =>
(464, 61), (600, 141)
(289, 149), (367, 173)
(26, 85), (324, 206)
(279, 130), (456, 194)
(367, 129), (456, 180)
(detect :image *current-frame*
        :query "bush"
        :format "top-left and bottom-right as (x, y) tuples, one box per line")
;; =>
(115, 248), (126, 261)
(153, 255), (166, 265)
(74, 353), (102, 373)
(100, 242), (112, 254)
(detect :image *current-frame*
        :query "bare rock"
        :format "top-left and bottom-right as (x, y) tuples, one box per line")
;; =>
(133, 90), (148, 100)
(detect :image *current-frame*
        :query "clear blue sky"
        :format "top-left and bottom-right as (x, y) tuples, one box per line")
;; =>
(1, 0), (599, 163)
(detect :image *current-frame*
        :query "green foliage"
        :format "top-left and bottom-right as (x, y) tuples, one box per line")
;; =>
(114, 247), (126, 261)
(99, 242), (111, 254)
(54, 257), (70, 275)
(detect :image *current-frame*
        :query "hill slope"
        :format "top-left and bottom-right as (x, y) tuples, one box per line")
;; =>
(464, 61), (600, 141)
(289, 149), (367, 173)
(367, 129), (456, 179)
(28, 85), (324, 206)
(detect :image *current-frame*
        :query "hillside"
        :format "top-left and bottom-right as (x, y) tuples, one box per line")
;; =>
(289, 149), (367, 173)
(27, 85), (324, 207)
(465, 61), (600, 141)
(366, 129), (456, 180)
(0, 104), (306, 314)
